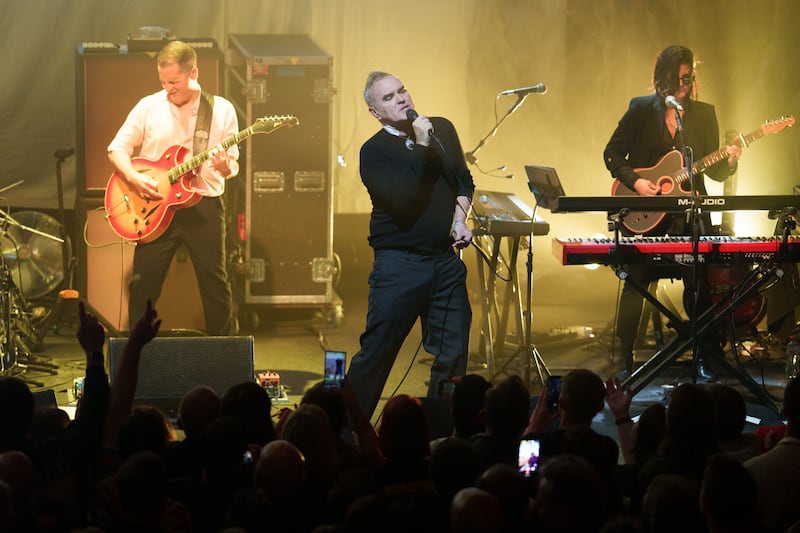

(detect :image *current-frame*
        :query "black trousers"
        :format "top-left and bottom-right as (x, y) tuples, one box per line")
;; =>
(347, 249), (472, 418)
(616, 263), (722, 363)
(128, 196), (233, 335)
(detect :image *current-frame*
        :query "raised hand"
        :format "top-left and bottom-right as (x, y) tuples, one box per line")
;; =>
(77, 301), (105, 354)
(128, 298), (161, 350)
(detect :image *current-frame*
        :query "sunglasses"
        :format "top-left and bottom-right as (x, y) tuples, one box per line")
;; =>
(680, 73), (695, 85)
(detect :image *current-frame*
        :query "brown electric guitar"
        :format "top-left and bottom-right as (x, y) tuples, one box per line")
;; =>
(611, 115), (795, 235)
(104, 114), (299, 243)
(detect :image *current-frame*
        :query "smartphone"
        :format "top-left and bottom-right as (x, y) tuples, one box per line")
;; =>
(517, 438), (541, 477)
(546, 375), (562, 413)
(438, 379), (456, 396)
(323, 350), (347, 389)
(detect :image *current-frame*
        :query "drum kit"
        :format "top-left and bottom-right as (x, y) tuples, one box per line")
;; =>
(0, 180), (69, 386)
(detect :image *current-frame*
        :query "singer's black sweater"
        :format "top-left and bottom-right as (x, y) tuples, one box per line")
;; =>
(360, 117), (474, 253)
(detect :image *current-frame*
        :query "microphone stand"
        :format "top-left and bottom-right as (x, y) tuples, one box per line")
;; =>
(673, 108), (702, 382)
(465, 94), (530, 166)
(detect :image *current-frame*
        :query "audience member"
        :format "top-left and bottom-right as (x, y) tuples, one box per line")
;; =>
(0, 301), (112, 531)
(0, 451), (35, 532)
(253, 440), (307, 533)
(700, 453), (760, 533)
(626, 383), (718, 517)
(708, 384), (761, 462)
(450, 487), (505, 533)
(115, 404), (176, 463)
(476, 463), (532, 533)
(281, 403), (340, 531)
(531, 454), (608, 532)
(524, 369), (620, 512)
(469, 375), (531, 470)
(744, 375), (800, 532)
(222, 381), (278, 447)
(30, 406), (71, 444)
(431, 373), (492, 452)
(165, 384), (222, 479)
(640, 474), (704, 533)
(114, 450), (192, 532)
(428, 437), (482, 531)
(301, 380), (380, 470)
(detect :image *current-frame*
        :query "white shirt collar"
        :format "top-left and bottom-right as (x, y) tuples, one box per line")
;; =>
(382, 124), (415, 150)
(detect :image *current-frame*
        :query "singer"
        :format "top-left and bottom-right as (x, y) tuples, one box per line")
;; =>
(603, 45), (742, 380)
(346, 71), (475, 419)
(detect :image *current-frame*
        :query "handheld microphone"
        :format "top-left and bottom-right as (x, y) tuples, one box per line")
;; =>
(406, 109), (434, 136)
(498, 83), (547, 96)
(665, 95), (683, 112)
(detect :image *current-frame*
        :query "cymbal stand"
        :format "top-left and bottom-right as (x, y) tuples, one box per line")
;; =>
(0, 258), (49, 386)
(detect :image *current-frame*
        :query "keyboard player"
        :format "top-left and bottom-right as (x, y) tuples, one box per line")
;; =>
(603, 44), (741, 380)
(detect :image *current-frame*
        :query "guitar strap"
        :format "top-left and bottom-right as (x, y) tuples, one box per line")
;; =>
(193, 91), (215, 155)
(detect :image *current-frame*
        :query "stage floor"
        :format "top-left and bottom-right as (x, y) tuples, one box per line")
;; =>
(11, 276), (790, 433)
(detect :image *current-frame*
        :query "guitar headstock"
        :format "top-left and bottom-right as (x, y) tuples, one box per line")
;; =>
(252, 115), (300, 133)
(761, 115), (795, 135)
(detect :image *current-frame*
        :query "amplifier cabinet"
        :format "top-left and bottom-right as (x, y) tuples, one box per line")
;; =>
(75, 39), (222, 195)
(74, 196), (205, 333)
(225, 34), (336, 306)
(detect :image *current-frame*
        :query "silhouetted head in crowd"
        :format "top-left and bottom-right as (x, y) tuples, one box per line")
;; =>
(301, 382), (348, 437)
(115, 451), (169, 528)
(659, 383), (718, 471)
(0, 377), (34, 450)
(222, 381), (278, 446)
(641, 473), (703, 533)
(116, 405), (174, 462)
(534, 454), (607, 532)
(281, 403), (338, 485)
(476, 463), (530, 532)
(450, 487), (504, 533)
(377, 394), (430, 462)
(559, 369), (606, 427)
(484, 375), (530, 439)
(177, 385), (222, 439)
(199, 415), (250, 485)
(633, 403), (666, 462)
(451, 374), (492, 438)
(700, 453), (759, 531)
(707, 384), (747, 442)
(254, 439), (306, 499)
(429, 437), (481, 501)
(30, 406), (71, 444)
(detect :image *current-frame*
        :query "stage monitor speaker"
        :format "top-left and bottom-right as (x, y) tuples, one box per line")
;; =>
(75, 40), (222, 194)
(74, 196), (205, 333)
(107, 335), (255, 419)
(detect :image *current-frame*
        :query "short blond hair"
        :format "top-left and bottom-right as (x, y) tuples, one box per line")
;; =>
(157, 40), (197, 74)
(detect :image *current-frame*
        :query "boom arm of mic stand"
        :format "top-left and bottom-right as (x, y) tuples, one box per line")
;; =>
(464, 94), (530, 165)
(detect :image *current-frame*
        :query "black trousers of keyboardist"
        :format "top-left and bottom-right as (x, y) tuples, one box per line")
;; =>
(616, 261), (722, 375)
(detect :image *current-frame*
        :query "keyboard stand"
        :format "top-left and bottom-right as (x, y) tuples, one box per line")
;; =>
(618, 260), (782, 413)
(473, 232), (549, 389)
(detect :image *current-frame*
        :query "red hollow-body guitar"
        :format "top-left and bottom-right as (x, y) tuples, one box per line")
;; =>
(611, 116), (795, 235)
(104, 114), (299, 243)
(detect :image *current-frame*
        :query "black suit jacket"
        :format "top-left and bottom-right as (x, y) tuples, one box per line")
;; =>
(603, 93), (733, 234)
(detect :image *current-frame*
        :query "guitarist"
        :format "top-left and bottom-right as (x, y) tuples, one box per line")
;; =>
(107, 40), (240, 335)
(603, 45), (742, 380)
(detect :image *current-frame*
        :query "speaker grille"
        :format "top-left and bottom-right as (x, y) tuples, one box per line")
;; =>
(107, 336), (255, 417)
